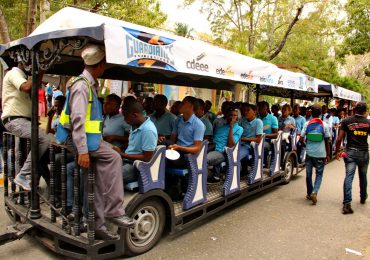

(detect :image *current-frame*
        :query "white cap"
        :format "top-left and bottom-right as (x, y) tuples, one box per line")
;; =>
(81, 44), (105, 65)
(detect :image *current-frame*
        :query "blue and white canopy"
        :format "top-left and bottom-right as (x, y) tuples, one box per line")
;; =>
(0, 7), (362, 101)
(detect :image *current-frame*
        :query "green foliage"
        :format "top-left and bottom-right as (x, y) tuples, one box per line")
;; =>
(173, 22), (194, 38)
(343, 0), (370, 55)
(1, 0), (28, 40)
(1, 0), (167, 41)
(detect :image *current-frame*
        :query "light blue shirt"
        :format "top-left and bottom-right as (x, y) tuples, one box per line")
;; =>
(332, 116), (340, 125)
(206, 111), (216, 123)
(46, 85), (53, 95)
(301, 120), (331, 158)
(278, 115), (296, 133)
(53, 89), (63, 99)
(239, 117), (263, 142)
(150, 111), (176, 136)
(258, 113), (278, 135)
(102, 113), (130, 147)
(293, 115), (306, 134)
(200, 115), (213, 137)
(125, 118), (158, 154)
(213, 116), (227, 131)
(173, 114), (205, 147)
(213, 123), (243, 152)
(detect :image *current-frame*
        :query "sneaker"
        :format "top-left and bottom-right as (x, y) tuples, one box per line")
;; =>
(342, 203), (354, 214)
(207, 176), (220, 184)
(306, 195), (311, 200)
(310, 192), (317, 205)
(360, 195), (367, 204)
(14, 174), (31, 191)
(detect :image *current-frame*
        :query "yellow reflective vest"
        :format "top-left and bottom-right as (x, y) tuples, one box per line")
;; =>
(56, 76), (102, 152)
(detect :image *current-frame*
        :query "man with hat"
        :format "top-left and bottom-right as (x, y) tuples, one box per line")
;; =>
(1, 58), (50, 191)
(335, 102), (370, 214)
(56, 44), (134, 240)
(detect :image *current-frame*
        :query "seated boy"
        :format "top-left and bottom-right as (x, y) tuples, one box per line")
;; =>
(207, 108), (243, 183)
(114, 100), (158, 183)
(257, 101), (278, 145)
(239, 103), (263, 162)
(168, 96), (205, 168)
(102, 94), (130, 148)
(150, 94), (176, 144)
(196, 98), (213, 141)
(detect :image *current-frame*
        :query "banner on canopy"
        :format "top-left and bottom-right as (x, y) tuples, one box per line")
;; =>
(331, 86), (362, 102)
(104, 23), (309, 92)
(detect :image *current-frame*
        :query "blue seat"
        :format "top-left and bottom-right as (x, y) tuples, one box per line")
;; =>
(125, 181), (139, 190)
(167, 141), (208, 210)
(270, 131), (283, 176)
(126, 145), (166, 193)
(247, 134), (265, 184)
(223, 140), (241, 196)
(290, 128), (298, 152)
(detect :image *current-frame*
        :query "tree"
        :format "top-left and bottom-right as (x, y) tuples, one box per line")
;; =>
(0, 7), (11, 43)
(174, 22), (194, 38)
(184, 0), (304, 60)
(26, 0), (37, 35)
(342, 0), (370, 55)
(0, 0), (167, 43)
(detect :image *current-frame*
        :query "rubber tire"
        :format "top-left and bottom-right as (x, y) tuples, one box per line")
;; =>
(282, 156), (294, 184)
(124, 198), (166, 256)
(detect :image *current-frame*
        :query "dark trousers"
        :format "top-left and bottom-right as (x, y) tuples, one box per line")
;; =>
(343, 150), (369, 204)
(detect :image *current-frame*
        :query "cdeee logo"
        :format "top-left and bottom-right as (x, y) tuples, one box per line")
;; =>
(186, 53), (209, 72)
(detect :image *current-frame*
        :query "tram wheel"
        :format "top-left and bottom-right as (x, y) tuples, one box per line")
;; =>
(124, 198), (166, 256)
(282, 156), (294, 184)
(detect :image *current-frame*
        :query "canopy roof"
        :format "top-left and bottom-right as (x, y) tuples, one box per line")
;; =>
(0, 7), (362, 101)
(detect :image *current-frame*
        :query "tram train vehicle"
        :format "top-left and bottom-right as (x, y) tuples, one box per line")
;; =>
(0, 7), (362, 259)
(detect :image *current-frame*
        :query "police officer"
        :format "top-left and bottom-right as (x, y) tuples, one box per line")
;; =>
(57, 44), (133, 240)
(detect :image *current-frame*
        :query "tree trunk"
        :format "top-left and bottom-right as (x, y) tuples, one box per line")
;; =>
(26, 0), (37, 35)
(248, 0), (255, 53)
(0, 8), (11, 43)
(268, 5), (303, 60)
(40, 0), (50, 23)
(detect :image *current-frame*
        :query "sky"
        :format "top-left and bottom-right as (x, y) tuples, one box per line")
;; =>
(159, 0), (211, 33)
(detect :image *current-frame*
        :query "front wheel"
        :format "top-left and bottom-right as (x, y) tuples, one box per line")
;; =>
(124, 198), (166, 256)
(282, 156), (294, 184)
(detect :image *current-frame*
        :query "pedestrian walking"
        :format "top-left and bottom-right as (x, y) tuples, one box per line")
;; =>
(300, 105), (331, 205)
(335, 102), (369, 214)
(56, 44), (134, 240)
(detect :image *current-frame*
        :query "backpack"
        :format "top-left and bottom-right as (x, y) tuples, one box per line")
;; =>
(306, 118), (325, 142)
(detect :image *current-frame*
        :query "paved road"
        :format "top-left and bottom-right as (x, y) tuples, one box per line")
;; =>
(0, 159), (369, 259)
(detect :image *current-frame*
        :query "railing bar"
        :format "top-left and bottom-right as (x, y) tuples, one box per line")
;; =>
(61, 147), (67, 229)
(26, 139), (31, 206)
(73, 156), (80, 236)
(18, 138), (25, 205)
(10, 135), (16, 194)
(49, 145), (56, 223)
(87, 166), (95, 245)
(3, 133), (8, 197)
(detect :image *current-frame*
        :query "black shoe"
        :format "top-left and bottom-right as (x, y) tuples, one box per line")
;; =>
(207, 176), (220, 184)
(108, 215), (135, 228)
(342, 203), (354, 214)
(306, 195), (311, 200)
(360, 197), (367, 204)
(95, 229), (119, 240)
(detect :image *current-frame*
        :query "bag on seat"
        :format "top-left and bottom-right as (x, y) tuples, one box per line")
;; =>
(306, 118), (324, 142)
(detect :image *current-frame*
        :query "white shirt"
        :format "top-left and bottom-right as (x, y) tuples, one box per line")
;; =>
(1, 67), (31, 119)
